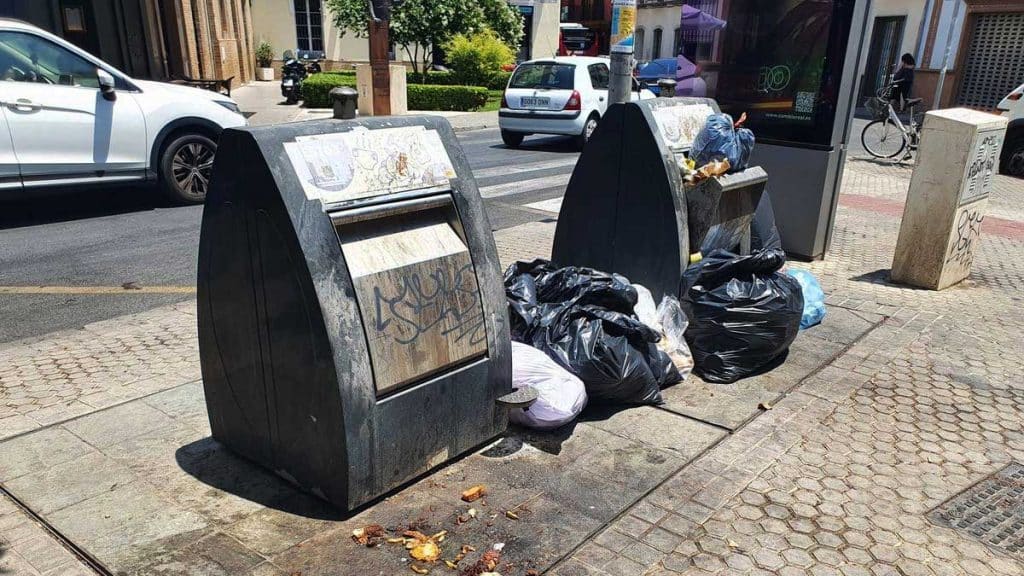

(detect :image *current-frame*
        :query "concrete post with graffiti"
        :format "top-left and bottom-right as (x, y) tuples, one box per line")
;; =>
(891, 108), (1008, 290)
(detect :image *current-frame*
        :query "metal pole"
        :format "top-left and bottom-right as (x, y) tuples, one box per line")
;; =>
(368, 0), (392, 115)
(932, 0), (962, 110)
(608, 0), (637, 105)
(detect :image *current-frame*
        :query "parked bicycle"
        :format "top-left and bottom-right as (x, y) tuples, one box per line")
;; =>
(861, 78), (925, 160)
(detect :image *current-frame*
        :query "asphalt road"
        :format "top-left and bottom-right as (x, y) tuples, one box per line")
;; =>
(0, 128), (581, 343)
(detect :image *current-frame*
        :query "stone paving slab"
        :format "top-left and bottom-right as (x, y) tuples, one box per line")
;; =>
(0, 492), (93, 576)
(660, 307), (880, 430)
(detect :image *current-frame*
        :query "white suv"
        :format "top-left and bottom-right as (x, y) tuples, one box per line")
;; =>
(0, 19), (246, 204)
(997, 82), (1023, 177)
(499, 56), (654, 149)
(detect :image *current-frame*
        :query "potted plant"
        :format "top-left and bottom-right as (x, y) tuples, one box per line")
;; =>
(255, 41), (274, 81)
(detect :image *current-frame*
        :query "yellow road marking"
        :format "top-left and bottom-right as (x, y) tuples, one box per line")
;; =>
(0, 286), (196, 295)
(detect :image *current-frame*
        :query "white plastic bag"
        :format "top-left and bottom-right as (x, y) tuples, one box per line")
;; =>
(632, 284), (658, 328)
(631, 285), (693, 380)
(655, 296), (694, 380)
(510, 342), (588, 430)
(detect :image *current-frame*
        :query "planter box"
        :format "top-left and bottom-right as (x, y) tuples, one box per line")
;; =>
(258, 67), (274, 81)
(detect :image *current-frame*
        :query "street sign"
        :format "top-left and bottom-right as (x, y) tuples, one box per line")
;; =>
(609, 0), (637, 54)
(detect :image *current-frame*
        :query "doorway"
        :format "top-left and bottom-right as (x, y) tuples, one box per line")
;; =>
(517, 6), (534, 62)
(858, 15), (906, 104)
(956, 12), (1024, 110)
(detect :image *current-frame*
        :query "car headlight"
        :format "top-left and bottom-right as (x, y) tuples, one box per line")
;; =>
(215, 100), (242, 115)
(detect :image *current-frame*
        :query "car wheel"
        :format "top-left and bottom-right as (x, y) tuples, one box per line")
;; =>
(501, 130), (525, 148)
(1000, 128), (1024, 178)
(575, 114), (599, 150)
(160, 133), (217, 204)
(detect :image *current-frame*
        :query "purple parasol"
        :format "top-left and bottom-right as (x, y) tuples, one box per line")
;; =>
(680, 4), (727, 31)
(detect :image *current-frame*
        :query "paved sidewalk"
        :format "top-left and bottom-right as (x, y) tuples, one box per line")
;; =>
(3, 152), (1024, 576)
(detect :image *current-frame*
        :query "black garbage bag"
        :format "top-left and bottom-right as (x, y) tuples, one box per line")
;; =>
(680, 249), (803, 384)
(691, 113), (755, 172)
(505, 260), (680, 405)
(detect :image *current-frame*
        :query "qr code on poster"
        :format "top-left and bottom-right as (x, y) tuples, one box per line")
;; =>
(795, 91), (815, 114)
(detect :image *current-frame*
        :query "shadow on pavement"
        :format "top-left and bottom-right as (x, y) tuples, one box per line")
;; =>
(175, 437), (344, 521)
(481, 423), (580, 458)
(850, 268), (896, 285)
(493, 136), (581, 153)
(0, 184), (179, 230)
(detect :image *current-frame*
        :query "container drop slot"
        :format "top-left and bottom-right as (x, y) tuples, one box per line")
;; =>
(333, 200), (488, 396)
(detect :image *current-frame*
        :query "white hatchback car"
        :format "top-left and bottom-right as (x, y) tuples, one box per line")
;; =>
(997, 82), (1023, 177)
(0, 19), (246, 204)
(499, 56), (655, 149)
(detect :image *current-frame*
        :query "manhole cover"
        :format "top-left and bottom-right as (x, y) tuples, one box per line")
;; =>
(928, 463), (1024, 558)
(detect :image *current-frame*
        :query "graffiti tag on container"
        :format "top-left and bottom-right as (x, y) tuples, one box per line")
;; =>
(373, 263), (485, 346)
(946, 208), (984, 268)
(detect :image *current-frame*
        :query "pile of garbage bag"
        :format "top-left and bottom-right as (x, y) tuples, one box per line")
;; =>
(505, 260), (681, 406)
(680, 249), (803, 384)
(691, 112), (755, 173)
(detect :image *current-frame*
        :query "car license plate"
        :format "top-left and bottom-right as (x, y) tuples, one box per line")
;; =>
(520, 96), (550, 108)
(283, 79), (294, 86)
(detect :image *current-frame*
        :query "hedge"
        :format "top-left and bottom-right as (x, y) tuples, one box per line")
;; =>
(421, 70), (512, 90)
(301, 73), (357, 108)
(486, 71), (513, 90)
(408, 84), (489, 111)
(301, 73), (488, 111)
(318, 69), (511, 90)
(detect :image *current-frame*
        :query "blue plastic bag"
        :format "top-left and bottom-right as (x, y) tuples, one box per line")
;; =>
(786, 269), (826, 329)
(690, 113), (755, 172)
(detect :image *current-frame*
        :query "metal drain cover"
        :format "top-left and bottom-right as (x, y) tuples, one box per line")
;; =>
(929, 463), (1024, 558)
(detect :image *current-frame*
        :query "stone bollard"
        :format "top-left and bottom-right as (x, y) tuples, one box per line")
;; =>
(330, 86), (358, 119)
(657, 78), (677, 97)
(891, 108), (1008, 290)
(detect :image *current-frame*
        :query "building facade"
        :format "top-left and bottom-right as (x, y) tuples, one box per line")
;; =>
(251, 1), (560, 69)
(510, 0), (560, 61)
(0, 0), (255, 87)
(636, 0), (719, 63)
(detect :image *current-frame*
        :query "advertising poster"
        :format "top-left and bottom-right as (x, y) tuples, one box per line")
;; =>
(609, 0), (637, 54)
(709, 0), (856, 146)
(284, 126), (455, 203)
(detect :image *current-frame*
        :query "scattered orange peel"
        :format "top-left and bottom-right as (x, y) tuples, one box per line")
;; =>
(461, 484), (487, 502)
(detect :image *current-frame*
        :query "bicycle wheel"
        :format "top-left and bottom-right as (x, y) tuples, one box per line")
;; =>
(861, 119), (907, 159)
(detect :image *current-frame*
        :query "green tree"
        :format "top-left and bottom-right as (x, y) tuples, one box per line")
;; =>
(325, 0), (522, 77)
(444, 30), (515, 86)
(479, 0), (524, 49)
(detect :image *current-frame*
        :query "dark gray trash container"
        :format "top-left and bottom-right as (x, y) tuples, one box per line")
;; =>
(552, 98), (767, 300)
(197, 115), (511, 511)
(330, 86), (358, 119)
